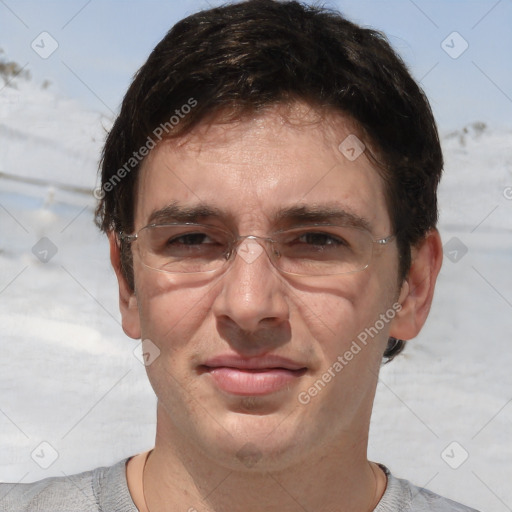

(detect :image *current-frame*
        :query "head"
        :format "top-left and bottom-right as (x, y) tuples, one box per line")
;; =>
(95, 0), (443, 470)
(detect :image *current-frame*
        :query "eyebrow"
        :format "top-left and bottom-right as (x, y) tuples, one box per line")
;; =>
(146, 202), (372, 232)
(147, 202), (224, 225)
(275, 205), (372, 232)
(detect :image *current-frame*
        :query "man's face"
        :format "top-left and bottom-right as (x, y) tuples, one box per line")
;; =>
(124, 105), (404, 470)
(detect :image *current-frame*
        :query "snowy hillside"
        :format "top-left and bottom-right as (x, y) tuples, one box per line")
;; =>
(0, 76), (511, 511)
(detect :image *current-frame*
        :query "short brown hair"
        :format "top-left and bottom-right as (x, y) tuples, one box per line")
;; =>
(95, 0), (443, 361)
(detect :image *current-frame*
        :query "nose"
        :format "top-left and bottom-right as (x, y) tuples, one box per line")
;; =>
(211, 237), (290, 333)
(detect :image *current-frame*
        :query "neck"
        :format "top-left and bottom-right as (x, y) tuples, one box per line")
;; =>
(137, 411), (387, 512)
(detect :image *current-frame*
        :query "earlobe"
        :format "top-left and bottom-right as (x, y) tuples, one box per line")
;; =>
(108, 232), (141, 340)
(389, 229), (443, 341)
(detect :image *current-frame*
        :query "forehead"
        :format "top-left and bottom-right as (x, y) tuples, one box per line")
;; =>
(135, 104), (391, 234)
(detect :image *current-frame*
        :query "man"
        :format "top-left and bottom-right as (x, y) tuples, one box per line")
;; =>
(0, 1), (480, 510)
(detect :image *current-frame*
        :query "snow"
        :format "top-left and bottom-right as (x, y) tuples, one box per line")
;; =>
(1, 77), (511, 511)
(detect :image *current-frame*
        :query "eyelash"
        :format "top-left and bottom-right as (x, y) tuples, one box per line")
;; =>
(168, 231), (347, 247)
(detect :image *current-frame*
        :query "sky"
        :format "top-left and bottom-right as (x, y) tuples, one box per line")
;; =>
(0, 0), (511, 132)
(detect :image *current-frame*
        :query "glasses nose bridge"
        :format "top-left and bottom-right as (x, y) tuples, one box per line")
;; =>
(230, 233), (278, 264)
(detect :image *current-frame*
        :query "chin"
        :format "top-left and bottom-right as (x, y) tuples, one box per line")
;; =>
(196, 408), (312, 472)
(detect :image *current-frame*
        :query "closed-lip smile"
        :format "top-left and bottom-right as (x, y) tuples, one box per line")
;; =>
(199, 354), (308, 396)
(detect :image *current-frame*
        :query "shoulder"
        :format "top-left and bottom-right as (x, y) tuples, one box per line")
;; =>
(0, 458), (137, 512)
(375, 466), (481, 512)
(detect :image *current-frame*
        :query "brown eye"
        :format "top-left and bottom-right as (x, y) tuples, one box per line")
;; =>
(297, 232), (346, 247)
(167, 233), (212, 246)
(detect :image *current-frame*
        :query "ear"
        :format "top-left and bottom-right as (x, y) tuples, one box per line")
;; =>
(108, 232), (141, 340)
(389, 229), (443, 341)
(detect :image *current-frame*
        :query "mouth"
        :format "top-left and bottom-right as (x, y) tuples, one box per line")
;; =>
(199, 355), (308, 396)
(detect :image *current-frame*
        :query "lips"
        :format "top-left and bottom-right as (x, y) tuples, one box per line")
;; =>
(200, 354), (307, 396)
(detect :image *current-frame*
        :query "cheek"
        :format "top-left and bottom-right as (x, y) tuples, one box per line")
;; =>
(134, 272), (219, 407)
(134, 266), (218, 352)
(294, 271), (386, 351)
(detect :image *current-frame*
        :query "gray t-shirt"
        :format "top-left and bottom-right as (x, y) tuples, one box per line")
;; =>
(0, 459), (480, 511)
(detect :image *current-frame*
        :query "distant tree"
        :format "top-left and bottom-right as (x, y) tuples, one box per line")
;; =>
(0, 48), (31, 85)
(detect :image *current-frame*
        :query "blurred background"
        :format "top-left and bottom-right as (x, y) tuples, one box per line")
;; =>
(0, 1), (511, 510)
